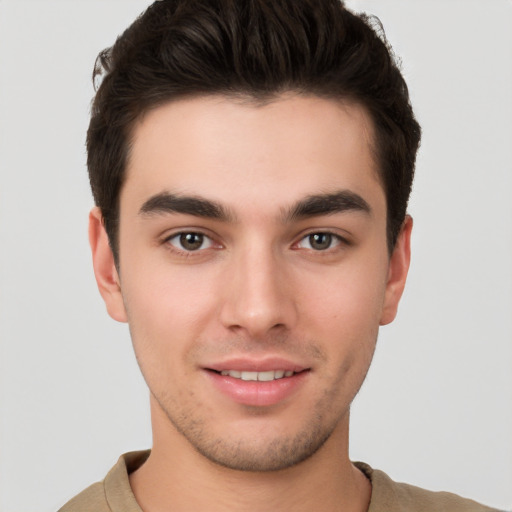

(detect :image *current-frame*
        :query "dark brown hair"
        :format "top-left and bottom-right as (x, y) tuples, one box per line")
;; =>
(87, 0), (421, 261)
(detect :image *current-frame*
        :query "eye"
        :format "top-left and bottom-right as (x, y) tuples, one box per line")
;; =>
(297, 232), (341, 251)
(167, 232), (213, 252)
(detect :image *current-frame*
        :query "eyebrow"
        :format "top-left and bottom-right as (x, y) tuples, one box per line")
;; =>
(283, 190), (371, 221)
(139, 192), (233, 221)
(139, 189), (371, 223)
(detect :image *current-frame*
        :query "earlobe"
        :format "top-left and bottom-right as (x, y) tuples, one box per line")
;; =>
(380, 215), (413, 326)
(88, 207), (128, 323)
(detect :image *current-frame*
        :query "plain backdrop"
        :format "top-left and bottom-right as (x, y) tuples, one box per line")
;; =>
(0, 1), (511, 511)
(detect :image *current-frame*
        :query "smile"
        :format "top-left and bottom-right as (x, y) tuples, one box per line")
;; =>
(219, 370), (295, 381)
(207, 367), (310, 406)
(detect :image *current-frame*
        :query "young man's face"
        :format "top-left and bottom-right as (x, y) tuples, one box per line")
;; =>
(91, 95), (411, 471)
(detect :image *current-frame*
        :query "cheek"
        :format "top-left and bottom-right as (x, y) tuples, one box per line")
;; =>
(123, 253), (218, 314)
(298, 262), (388, 333)
(119, 258), (222, 358)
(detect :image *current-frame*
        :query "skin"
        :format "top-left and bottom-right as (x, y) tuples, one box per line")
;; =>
(90, 94), (412, 511)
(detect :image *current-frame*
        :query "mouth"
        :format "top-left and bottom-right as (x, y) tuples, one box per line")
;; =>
(204, 365), (310, 406)
(213, 369), (298, 381)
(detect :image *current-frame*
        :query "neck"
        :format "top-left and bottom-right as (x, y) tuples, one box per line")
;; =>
(130, 400), (371, 512)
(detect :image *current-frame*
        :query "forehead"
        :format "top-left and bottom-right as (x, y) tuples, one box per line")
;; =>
(123, 94), (384, 217)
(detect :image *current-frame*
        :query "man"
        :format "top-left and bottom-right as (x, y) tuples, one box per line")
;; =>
(59, 0), (501, 510)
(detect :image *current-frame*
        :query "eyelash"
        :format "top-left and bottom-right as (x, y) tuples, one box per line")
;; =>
(164, 231), (217, 254)
(294, 231), (348, 252)
(162, 229), (349, 256)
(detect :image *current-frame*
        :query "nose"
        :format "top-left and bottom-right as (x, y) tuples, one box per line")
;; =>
(219, 242), (298, 338)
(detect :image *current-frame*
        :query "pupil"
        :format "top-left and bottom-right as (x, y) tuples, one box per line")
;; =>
(310, 233), (331, 250)
(180, 233), (203, 250)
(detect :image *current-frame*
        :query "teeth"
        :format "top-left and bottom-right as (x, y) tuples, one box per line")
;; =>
(220, 370), (295, 381)
(221, 370), (240, 378)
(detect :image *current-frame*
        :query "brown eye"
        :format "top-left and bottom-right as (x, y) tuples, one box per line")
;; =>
(309, 233), (332, 250)
(168, 232), (212, 251)
(297, 232), (340, 251)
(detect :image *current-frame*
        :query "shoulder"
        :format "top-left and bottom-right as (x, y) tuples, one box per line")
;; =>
(58, 482), (109, 512)
(58, 451), (149, 512)
(355, 462), (503, 512)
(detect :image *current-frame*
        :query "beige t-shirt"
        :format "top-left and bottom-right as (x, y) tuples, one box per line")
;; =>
(58, 451), (501, 512)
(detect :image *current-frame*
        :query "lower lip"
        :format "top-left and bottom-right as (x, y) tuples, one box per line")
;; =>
(205, 370), (309, 407)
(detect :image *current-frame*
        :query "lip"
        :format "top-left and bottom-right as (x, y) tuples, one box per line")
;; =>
(203, 357), (310, 407)
(205, 357), (307, 373)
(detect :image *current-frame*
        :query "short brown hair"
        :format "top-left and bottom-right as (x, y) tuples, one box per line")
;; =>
(87, 0), (421, 261)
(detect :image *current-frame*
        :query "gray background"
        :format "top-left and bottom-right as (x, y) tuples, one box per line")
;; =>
(0, 1), (511, 510)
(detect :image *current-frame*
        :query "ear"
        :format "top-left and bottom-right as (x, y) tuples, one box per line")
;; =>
(88, 207), (128, 323)
(380, 215), (413, 326)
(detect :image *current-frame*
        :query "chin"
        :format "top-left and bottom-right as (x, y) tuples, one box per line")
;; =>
(192, 427), (334, 472)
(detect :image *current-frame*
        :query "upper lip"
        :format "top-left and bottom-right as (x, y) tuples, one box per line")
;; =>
(204, 357), (308, 373)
